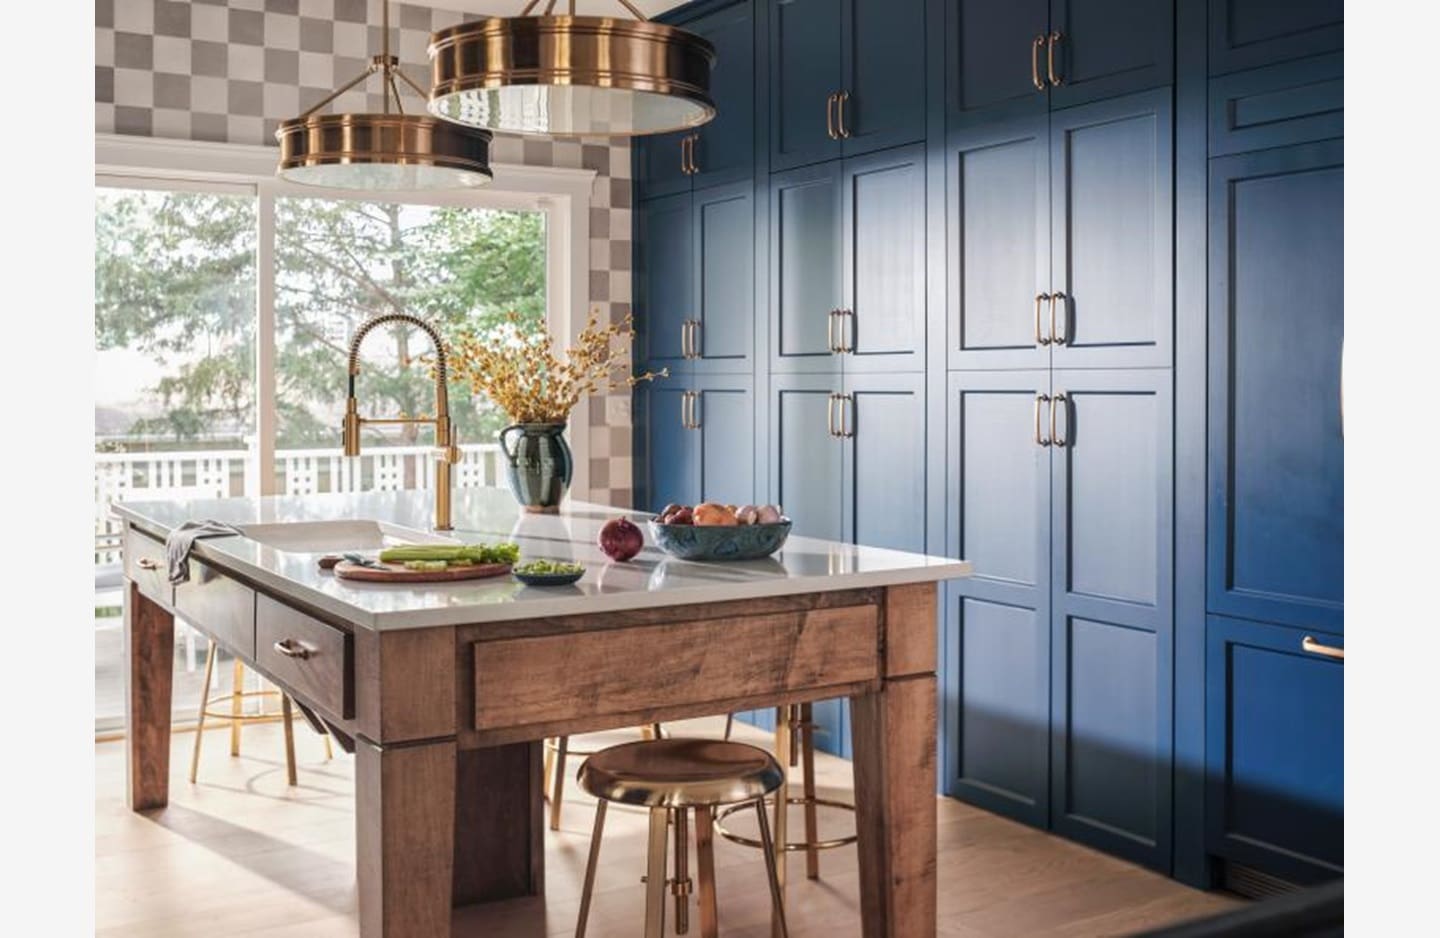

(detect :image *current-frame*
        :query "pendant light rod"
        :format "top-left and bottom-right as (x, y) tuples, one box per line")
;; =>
(294, 0), (430, 120)
(519, 0), (648, 20)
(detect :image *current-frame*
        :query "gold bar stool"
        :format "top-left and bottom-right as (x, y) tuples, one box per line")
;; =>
(575, 738), (789, 938)
(543, 723), (672, 829)
(188, 641), (331, 786)
(715, 702), (857, 880)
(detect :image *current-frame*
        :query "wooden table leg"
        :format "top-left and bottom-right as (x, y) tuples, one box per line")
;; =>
(356, 738), (457, 938)
(125, 583), (174, 812)
(453, 741), (545, 905)
(850, 675), (938, 938)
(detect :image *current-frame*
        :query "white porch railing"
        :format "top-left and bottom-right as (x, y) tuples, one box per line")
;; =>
(94, 444), (506, 565)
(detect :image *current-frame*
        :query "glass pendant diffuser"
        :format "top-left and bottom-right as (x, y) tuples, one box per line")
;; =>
(275, 0), (492, 190)
(427, 0), (717, 138)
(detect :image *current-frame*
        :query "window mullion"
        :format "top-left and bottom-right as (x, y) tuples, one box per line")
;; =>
(255, 182), (278, 497)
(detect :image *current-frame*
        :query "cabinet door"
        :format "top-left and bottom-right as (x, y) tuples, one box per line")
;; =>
(1208, 142), (1343, 633)
(769, 0), (843, 171)
(946, 113), (1051, 370)
(689, 0), (755, 190)
(841, 144), (926, 373)
(1047, 0), (1173, 109)
(770, 162), (843, 374)
(1049, 369), (1173, 870)
(1206, 616), (1343, 884)
(941, 371), (1052, 826)
(770, 373), (842, 541)
(1050, 89), (1173, 369)
(692, 181), (755, 372)
(637, 193), (694, 374)
(947, 0), (1049, 126)
(642, 383), (698, 513)
(1209, 0), (1343, 76)
(841, 373), (926, 552)
(693, 375), (756, 507)
(841, 0), (926, 157)
(635, 132), (692, 201)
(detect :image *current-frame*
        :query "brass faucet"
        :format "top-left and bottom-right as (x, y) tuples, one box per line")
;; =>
(342, 313), (461, 531)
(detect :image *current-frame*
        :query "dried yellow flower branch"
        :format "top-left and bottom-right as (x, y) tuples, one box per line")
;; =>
(447, 309), (667, 424)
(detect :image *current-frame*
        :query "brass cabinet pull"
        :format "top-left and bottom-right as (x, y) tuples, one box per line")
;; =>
(827, 309), (841, 353)
(826, 392), (838, 437)
(1047, 31), (1064, 86)
(687, 134), (700, 175)
(1033, 394), (1051, 446)
(838, 308), (854, 352)
(1031, 35), (1047, 91)
(1302, 635), (1344, 660)
(1051, 392), (1068, 447)
(273, 639), (312, 660)
(690, 319), (701, 359)
(681, 391), (689, 429)
(136, 557), (160, 571)
(837, 91), (851, 138)
(1050, 292), (1067, 345)
(680, 319), (690, 358)
(839, 393), (854, 438)
(689, 390), (701, 429)
(680, 135), (689, 175)
(825, 92), (839, 140)
(1034, 293), (1052, 346)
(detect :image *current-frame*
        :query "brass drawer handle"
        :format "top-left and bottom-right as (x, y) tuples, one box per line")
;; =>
(680, 135), (689, 175)
(689, 390), (701, 430)
(836, 91), (851, 139)
(690, 319), (701, 359)
(1301, 636), (1344, 660)
(1051, 392), (1068, 447)
(827, 309), (840, 353)
(826, 92), (839, 140)
(1035, 293), (1052, 346)
(1047, 31), (1064, 86)
(686, 134), (699, 175)
(1050, 292), (1067, 345)
(136, 557), (160, 571)
(273, 639), (312, 661)
(839, 393), (854, 438)
(826, 392), (838, 437)
(1032, 35), (1046, 91)
(1033, 393), (1051, 446)
(837, 308), (854, 353)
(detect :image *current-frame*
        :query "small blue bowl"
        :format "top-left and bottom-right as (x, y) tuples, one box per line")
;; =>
(648, 518), (792, 562)
(513, 564), (585, 586)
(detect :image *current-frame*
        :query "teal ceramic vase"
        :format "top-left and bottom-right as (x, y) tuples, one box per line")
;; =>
(498, 423), (573, 513)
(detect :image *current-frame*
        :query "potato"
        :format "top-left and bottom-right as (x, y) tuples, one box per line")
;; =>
(659, 503), (682, 519)
(756, 504), (783, 524)
(665, 506), (694, 525)
(736, 505), (759, 525)
(694, 502), (739, 526)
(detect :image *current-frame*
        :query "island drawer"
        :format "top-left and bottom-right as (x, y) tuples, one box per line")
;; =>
(256, 595), (353, 719)
(123, 528), (172, 607)
(472, 603), (880, 733)
(175, 562), (255, 660)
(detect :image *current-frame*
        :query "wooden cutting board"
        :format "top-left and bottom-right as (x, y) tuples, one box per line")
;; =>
(333, 561), (512, 584)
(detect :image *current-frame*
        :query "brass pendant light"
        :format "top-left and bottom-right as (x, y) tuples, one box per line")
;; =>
(275, 0), (493, 190)
(427, 1), (717, 138)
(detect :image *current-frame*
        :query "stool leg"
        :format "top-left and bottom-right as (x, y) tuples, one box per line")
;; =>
(800, 702), (820, 880)
(188, 641), (218, 783)
(672, 808), (691, 935)
(542, 737), (556, 799)
(549, 736), (568, 831)
(322, 731), (333, 761)
(755, 798), (790, 938)
(772, 706), (791, 895)
(229, 657), (244, 756)
(695, 806), (719, 938)
(281, 695), (298, 786)
(575, 799), (607, 938)
(644, 806), (670, 938)
(723, 713), (734, 741)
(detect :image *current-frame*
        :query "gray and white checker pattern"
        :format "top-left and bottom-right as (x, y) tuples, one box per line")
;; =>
(96, 0), (635, 508)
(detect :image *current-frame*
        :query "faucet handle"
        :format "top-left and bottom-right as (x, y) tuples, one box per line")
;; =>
(435, 443), (462, 464)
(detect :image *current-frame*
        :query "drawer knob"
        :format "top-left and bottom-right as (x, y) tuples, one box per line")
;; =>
(273, 639), (313, 660)
(136, 557), (160, 571)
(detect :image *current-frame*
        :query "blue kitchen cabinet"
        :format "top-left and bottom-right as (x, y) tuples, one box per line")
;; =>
(637, 192), (694, 373)
(635, 130), (696, 202)
(639, 381), (699, 514)
(769, 161), (843, 373)
(1048, 368), (1174, 870)
(947, 0), (1049, 125)
(1207, 53), (1343, 157)
(1207, 140), (1343, 634)
(1208, 0), (1342, 76)
(1206, 615), (1343, 884)
(770, 373), (844, 543)
(768, 0), (927, 172)
(1048, 0), (1174, 108)
(693, 374), (757, 506)
(691, 181), (755, 373)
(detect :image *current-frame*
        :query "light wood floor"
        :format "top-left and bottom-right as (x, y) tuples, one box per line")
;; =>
(95, 717), (1239, 937)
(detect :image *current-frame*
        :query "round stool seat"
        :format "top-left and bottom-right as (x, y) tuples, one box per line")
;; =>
(578, 738), (784, 809)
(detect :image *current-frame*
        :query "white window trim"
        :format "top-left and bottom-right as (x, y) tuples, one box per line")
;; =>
(95, 132), (597, 499)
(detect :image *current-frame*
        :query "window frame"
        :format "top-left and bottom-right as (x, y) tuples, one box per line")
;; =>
(95, 132), (597, 498)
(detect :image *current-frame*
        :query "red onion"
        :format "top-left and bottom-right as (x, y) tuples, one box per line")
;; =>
(598, 517), (643, 562)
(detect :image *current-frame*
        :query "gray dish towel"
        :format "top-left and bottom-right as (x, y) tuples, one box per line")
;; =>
(165, 520), (245, 585)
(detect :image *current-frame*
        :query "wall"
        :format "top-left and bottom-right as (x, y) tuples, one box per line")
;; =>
(94, 0), (635, 508)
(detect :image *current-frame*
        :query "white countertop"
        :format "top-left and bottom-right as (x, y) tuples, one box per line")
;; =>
(114, 488), (971, 631)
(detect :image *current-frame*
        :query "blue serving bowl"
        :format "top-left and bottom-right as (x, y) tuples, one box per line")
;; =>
(648, 518), (792, 561)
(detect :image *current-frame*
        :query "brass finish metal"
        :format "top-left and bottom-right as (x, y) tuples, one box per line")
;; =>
(672, 808), (692, 934)
(772, 704), (790, 902)
(576, 738), (785, 808)
(549, 735), (568, 830)
(231, 657), (244, 756)
(755, 799), (791, 938)
(136, 557), (160, 571)
(575, 799), (606, 938)
(836, 90), (851, 139)
(1032, 35), (1047, 91)
(644, 807), (670, 938)
(1050, 291), (1068, 345)
(1035, 293), (1052, 346)
(343, 313), (459, 530)
(826, 309), (838, 353)
(1051, 392), (1068, 448)
(272, 638), (312, 660)
(837, 308), (854, 353)
(825, 92), (839, 140)
(695, 806), (719, 938)
(1047, 31), (1064, 86)
(826, 393), (839, 438)
(838, 393), (855, 439)
(1034, 393), (1051, 447)
(189, 644), (307, 787)
(1302, 636), (1345, 660)
(188, 640), (217, 783)
(428, 14), (718, 137)
(689, 391), (702, 430)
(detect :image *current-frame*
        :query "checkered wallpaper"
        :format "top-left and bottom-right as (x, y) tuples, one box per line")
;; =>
(95, 0), (635, 508)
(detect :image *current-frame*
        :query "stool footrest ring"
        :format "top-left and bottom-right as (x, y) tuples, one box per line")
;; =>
(713, 796), (858, 852)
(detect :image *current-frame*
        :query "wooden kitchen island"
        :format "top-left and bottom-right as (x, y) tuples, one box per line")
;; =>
(116, 489), (970, 938)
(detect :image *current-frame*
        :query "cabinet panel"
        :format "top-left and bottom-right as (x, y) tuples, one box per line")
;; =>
(946, 114), (1051, 370)
(771, 374), (842, 541)
(769, 0), (843, 171)
(1048, 0), (1174, 108)
(1206, 615), (1343, 883)
(1050, 90), (1173, 368)
(948, 0), (1049, 124)
(635, 131), (693, 201)
(1209, 53), (1343, 156)
(1208, 142), (1343, 633)
(693, 181), (755, 370)
(842, 0), (926, 156)
(1209, 0), (1342, 76)
(690, 0), (756, 189)
(842, 373), (926, 552)
(770, 162), (843, 373)
(643, 383), (697, 513)
(694, 375), (756, 507)
(637, 193), (694, 373)
(842, 144), (926, 372)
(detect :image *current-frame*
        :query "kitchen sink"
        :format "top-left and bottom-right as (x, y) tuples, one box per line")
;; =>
(240, 520), (460, 553)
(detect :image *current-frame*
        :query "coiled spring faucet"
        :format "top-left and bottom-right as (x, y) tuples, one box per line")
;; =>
(342, 313), (461, 530)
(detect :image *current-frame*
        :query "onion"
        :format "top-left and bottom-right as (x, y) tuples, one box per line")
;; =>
(598, 517), (643, 562)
